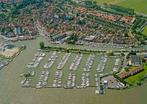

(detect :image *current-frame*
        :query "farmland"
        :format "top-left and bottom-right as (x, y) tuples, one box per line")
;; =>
(94, 0), (147, 14)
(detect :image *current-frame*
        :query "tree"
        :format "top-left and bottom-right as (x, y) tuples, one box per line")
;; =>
(40, 42), (45, 49)
(66, 50), (69, 53)
(124, 67), (129, 72)
(129, 50), (136, 55)
(121, 53), (125, 56)
(66, 34), (78, 44)
(136, 81), (142, 86)
(107, 51), (114, 56)
(142, 58), (146, 63)
(23, 73), (31, 78)
(78, 19), (86, 26)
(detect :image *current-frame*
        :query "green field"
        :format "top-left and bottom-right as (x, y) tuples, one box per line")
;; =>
(94, 0), (147, 14)
(118, 0), (147, 14)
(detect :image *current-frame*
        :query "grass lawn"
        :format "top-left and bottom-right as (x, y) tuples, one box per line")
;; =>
(125, 64), (147, 85)
(142, 26), (147, 36)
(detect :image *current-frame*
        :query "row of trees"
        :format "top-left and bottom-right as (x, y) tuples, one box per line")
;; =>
(40, 42), (45, 49)
(109, 5), (134, 15)
(66, 34), (78, 44)
(84, 0), (98, 8)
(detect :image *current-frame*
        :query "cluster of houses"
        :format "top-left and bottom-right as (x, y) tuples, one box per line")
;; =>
(76, 7), (135, 24)
(1, 0), (137, 45)
(35, 1), (136, 45)
(0, 0), (39, 42)
(0, 25), (37, 42)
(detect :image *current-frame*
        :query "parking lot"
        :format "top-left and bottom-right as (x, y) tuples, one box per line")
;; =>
(21, 50), (123, 89)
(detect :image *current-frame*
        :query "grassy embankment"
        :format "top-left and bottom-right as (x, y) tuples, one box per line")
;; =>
(125, 63), (147, 86)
